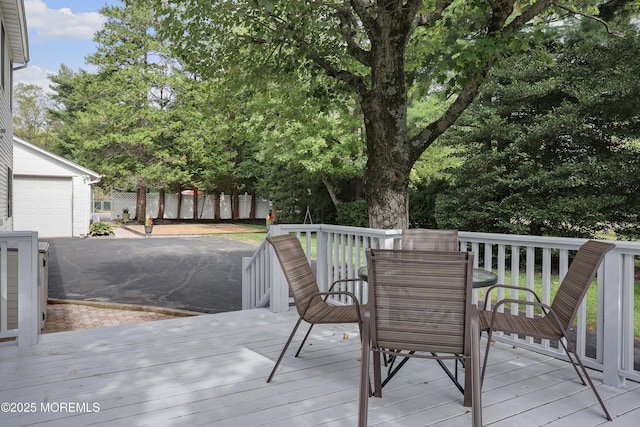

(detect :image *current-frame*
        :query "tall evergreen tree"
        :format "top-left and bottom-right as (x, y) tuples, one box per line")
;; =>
(434, 21), (640, 238)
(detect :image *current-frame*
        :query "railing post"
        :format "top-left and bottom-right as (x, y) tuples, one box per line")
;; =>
(379, 234), (396, 249)
(17, 232), (39, 348)
(601, 250), (624, 387)
(316, 228), (329, 291)
(241, 257), (251, 310)
(268, 225), (289, 313)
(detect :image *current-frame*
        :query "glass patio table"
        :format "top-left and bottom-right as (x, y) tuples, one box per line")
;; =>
(357, 266), (498, 288)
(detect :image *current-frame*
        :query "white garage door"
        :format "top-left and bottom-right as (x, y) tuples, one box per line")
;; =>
(14, 176), (73, 237)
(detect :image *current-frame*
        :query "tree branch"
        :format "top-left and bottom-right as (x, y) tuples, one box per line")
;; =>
(321, 172), (342, 207)
(350, 0), (378, 32)
(410, 57), (496, 159)
(415, 0), (454, 27)
(335, 5), (372, 66)
(503, 0), (553, 35)
(408, 0), (557, 157)
(552, 1), (624, 37)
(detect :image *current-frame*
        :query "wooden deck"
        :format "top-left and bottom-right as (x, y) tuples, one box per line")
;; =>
(1, 308), (638, 426)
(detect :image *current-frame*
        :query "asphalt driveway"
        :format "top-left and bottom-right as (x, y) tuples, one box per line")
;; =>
(43, 236), (258, 313)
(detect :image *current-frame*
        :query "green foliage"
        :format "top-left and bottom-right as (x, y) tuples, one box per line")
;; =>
(13, 84), (53, 147)
(44, 0), (637, 231)
(409, 178), (450, 229)
(256, 162), (338, 224)
(336, 200), (368, 228)
(48, 2), (249, 195)
(89, 222), (115, 236)
(434, 22), (640, 238)
(150, 0), (607, 228)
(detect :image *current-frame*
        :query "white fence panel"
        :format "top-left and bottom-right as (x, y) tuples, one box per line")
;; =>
(255, 198), (270, 220)
(146, 193), (159, 219)
(111, 191), (267, 220)
(198, 194), (216, 219)
(219, 193), (232, 219)
(238, 194), (251, 219)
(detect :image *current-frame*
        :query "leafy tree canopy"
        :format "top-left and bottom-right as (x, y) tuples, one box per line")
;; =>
(13, 84), (53, 148)
(147, 0), (632, 228)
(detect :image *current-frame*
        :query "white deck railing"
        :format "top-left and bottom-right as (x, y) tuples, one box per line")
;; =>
(0, 231), (40, 347)
(241, 224), (640, 388)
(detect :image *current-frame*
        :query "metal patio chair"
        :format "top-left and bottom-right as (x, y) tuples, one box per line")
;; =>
(402, 228), (459, 251)
(266, 234), (365, 383)
(359, 248), (482, 426)
(480, 239), (615, 421)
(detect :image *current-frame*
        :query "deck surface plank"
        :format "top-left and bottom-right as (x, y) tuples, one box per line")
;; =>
(0, 308), (637, 426)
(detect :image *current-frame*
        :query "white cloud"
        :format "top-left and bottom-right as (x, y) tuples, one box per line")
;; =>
(14, 65), (57, 93)
(25, 0), (106, 42)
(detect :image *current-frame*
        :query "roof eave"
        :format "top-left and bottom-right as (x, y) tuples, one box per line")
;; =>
(1, 0), (29, 65)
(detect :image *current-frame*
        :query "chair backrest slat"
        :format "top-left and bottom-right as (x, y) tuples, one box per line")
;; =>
(267, 234), (320, 316)
(402, 229), (459, 251)
(550, 240), (615, 329)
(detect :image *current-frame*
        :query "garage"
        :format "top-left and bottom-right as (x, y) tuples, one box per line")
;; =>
(13, 137), (101, 237)
(13, 176), (73, 236)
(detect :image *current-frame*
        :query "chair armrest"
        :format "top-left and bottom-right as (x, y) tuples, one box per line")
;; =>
(482, 284), (542, 310)
(492, 298), (551, 314)
(487, 298), (566, 336)
(328, 278), (365, 292)
(300, 290), (364, 324)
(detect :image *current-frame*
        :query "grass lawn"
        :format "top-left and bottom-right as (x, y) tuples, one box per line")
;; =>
(478, 271), (640, 338)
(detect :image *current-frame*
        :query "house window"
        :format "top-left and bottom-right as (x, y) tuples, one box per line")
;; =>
(7, 167), (12, 218)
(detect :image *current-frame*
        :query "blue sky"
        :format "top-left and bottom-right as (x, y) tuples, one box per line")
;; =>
(15, 0), (121, 92)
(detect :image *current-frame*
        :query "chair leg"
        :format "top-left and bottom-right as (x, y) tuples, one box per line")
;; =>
(482, 328), (611, 421)
(470, 316), (482, 427)
(562, 337), (613, 421)
(480, 328), (494, 385)
(267, 316), (304, 383)
(558, 337), (587, 386)
(294, 323), (314, 357)
(373, 351), (382, 397)
(359, 316), (371, 427)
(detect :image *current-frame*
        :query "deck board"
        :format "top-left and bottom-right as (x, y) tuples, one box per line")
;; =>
(0, 308), (637, 426)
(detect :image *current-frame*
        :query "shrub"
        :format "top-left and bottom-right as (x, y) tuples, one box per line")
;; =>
(336, 200), (368, 227)
(90, 221), (115, 236)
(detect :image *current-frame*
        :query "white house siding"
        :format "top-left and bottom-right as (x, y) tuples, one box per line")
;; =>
(72, 175), (92, 236)
(13, 176), (72, 236)
(0, 0), (29, 232)
(0, 19), (12, 232)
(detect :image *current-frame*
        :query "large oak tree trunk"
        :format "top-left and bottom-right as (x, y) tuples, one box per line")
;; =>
(361, 24), (413, 229)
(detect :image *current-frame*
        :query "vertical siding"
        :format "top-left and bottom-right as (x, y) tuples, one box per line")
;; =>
(0, 21), (12, 232)
(72, 176), (91, 237)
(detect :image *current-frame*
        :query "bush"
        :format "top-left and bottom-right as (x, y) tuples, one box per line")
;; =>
(409, 178), (449, 229)
(336, 200), (368, 227)
(90, 221), (115, 236)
